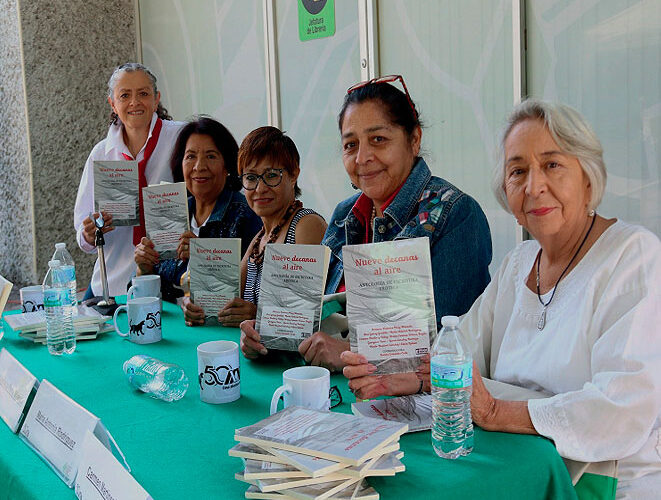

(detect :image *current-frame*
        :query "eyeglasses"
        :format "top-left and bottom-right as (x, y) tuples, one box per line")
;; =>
(330, 385), (342, 409)
(240, 168), (284, 190)
(346, 74), (416, 117)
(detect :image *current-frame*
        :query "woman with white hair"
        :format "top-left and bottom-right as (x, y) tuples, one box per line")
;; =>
(344, 98), (661, 496)
(74, 63), (183, 299)
(458, 99), (660, 497)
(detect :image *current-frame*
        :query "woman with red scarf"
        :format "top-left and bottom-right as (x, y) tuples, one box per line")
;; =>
(74, 63), (183, 299)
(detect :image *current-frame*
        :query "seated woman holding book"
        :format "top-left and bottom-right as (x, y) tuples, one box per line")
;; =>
(240, 76), (492, 375)
(134, 117), (261, 303)
(348, 99), (661, 497)
(183, 126), (327, 327)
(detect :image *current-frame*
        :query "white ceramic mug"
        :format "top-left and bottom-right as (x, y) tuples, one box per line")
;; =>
(20, 285), (44, 313)
(127, 275), (161, 300)
(270, 366), (330, 415)
(113, 297), (162, 344)
(197, 340), (240, 404)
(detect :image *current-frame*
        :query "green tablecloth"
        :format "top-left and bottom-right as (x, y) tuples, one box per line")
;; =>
(0, 300), (577, 500)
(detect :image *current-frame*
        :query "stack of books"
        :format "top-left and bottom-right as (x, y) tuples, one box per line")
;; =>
(231, 406), (408, 499)
(5, 306), (112, 343)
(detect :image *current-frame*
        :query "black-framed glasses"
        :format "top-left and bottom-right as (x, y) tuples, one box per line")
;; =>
(330, 385), (342, 409)
(346, 74), (416, 117)
(240, 168), (284, 190)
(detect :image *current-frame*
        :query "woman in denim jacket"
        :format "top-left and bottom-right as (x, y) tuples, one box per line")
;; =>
(241, 76), (492, 385)
(134, 117), (261, 304)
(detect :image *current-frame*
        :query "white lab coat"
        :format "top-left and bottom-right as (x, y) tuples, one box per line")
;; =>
(73, 113), (184, 296)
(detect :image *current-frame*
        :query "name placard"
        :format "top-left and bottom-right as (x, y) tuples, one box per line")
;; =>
(0, 348), (38, 432)
(75, 431), (152, 500)
(20, 380), (100, 487)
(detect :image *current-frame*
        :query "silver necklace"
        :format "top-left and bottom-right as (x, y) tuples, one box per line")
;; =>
(535, 214), (596, 330)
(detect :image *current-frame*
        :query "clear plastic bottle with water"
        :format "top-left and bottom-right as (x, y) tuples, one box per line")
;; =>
(123, 355), (189, 402)
(52, 243), (77, 313)
(431, 315), (473, 459)
(43, 260), (76, 355)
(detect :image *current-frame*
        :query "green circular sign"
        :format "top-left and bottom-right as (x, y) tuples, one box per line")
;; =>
(302, 0), (327, 15)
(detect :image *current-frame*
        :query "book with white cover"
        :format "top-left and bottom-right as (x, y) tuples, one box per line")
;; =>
(244, 459), (309, 480)
(245, 480), (379, 500)
(249, 473), (355, 494)
(343, 237), (436, 375)
(93, 160), (139, 226)
(190, 238), (241, 324)
(0, 348), (37, 432)
(234, 406), (407, 466)
(229, 443), (292, 465)
(142, 181), (189, 259)
(256, 244), (331, 351)
(266, 442), (399, 478)
(352, 394), (432, 433)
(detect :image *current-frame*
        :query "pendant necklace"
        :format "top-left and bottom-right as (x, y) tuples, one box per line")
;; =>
(535, 214), (596, 331)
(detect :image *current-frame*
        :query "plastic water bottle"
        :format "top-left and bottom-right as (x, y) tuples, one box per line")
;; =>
(123, 355), (189, 402)
(431, 315), (473, 459)
(43, 260), (76, 355)
(52, 243), (77, 312)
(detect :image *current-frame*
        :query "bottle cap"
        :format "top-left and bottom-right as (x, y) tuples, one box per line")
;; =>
(441, 315), (459, 327)
(55, 242), (66, 249)
(48, 259), (62, 268)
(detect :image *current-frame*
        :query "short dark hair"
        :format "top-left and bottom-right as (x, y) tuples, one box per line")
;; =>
(338, 81), (421, 137)
(171, 116), (240, 191)
(237, 126), (301, 197)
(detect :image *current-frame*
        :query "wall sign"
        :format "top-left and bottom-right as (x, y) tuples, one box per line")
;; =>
(298, 0), (335, 41)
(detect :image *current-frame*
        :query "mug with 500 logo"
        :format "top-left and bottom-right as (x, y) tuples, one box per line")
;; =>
(197, 340), (240, 404)
(113, 297), (162, 344)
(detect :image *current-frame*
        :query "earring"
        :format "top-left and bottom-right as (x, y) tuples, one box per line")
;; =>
(351, 183), (359, 190)
(588, 209), (595, 217)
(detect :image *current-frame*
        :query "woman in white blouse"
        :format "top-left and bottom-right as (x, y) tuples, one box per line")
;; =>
(460, 100), (661, 498)
(74, 63), (183, 299)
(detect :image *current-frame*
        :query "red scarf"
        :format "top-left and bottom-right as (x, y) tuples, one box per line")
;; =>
(122, 118), (163, 245)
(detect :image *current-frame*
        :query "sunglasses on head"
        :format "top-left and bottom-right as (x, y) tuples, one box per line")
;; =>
(346, 74), (416, 117)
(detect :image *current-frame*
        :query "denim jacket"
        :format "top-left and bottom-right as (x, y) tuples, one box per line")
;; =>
(322, 158), (492, 329)
(153, 188), (262, 302)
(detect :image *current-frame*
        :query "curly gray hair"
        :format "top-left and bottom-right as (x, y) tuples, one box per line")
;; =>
(492, 99), (606, 213)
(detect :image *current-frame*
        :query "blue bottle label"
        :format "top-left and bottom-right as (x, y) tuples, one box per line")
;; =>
(431, 360), (472, 389)
(43, 289), (62, 308)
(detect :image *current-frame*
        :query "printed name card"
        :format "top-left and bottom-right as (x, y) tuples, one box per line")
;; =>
(142, 182), (189, 259)
(20, 380), (101, 487)
(0, 348), (37, 432)
(75, 431), (152, 500)
(190, 238), (241, 324)
(93, 160), (139, 226)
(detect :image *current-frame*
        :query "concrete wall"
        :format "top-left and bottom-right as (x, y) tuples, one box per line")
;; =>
(0, 0), (35, 285)
(0, 0), (137, 288)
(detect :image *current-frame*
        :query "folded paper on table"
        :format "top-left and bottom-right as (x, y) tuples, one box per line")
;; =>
(0, 348), (38, 432)
(19, 380), (127, 487)
(75, 430), (152, 500)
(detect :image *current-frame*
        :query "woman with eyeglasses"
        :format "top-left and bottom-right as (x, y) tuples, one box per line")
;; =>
(136, 116), (262, 306)
(183, 126), (327, 327)
(240, 76), (492, 381)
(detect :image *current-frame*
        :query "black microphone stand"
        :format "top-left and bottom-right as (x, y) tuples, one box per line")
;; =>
(82, 216), (119, 316)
